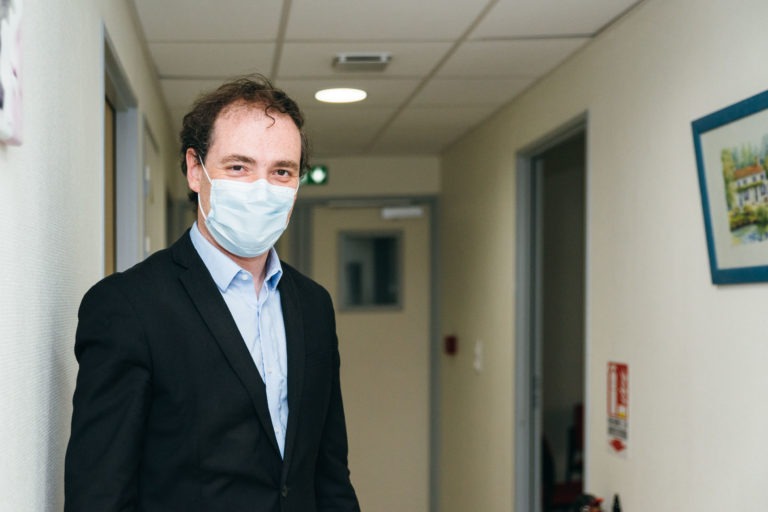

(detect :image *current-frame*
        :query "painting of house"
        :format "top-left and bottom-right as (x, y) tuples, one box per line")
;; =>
(734, 163), (768, 208)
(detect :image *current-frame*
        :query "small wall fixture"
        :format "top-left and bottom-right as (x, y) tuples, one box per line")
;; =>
(380, 206), (424, 220)
(315, 88), (367, 104)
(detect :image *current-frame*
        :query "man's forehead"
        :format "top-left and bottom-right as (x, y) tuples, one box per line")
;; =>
(209, 102), (299, 142)
(218, 100), (266, 119)
(205, 101), (301, 162)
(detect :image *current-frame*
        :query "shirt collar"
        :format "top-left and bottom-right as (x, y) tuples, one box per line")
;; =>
(189, 222), (283, 292)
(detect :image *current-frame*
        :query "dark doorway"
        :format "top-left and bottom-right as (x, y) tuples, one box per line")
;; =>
(538, 132), (586, 511)
(515, 124), (586, 512)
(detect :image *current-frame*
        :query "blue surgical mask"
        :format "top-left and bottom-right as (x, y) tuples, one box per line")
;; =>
(199, 161), (298, 257)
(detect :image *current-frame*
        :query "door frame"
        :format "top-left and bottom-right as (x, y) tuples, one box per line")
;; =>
(288, 195), (440, 512)
(514, 115), (588, 512)
(103, 26), (142, 273)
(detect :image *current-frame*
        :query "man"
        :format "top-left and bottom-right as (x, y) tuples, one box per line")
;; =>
(65, 75), (360, 512)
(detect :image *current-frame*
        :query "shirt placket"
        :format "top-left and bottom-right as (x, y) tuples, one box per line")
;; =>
(257, 282), (286, 456)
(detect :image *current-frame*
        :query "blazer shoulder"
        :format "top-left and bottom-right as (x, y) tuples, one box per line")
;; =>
(82, 231), (193, 303)
(280, 261), (333, 304)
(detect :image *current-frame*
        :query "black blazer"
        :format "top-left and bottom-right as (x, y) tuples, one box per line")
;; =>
(65, 231), (360, 512)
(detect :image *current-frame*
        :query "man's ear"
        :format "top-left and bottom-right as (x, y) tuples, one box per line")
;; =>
(186, 148), (202, 193)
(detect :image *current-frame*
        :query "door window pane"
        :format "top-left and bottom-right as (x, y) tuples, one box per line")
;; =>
(339, 232), (401, 309)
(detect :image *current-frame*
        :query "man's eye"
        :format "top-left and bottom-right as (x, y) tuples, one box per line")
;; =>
(275, 169), (296, 178)
(230, 165), (245, 172)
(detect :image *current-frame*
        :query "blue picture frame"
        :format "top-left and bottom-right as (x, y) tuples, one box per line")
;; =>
(692, 89), (768, 284)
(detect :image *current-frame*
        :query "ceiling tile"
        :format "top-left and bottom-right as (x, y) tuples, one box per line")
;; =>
(439, 38), (588, 78)
(372, 105), (497, 153)
(133, 0), (282, 42)
(472, 0), (642, 38)
(160, 79), (225, 108)
(412, 77), (534, 106)
(149, 42), (275, 78)
(286, 0), (488, 40)
(278, 42), (452, 79)
(303, 107), (392, 156)
(302, 105), (393, 128)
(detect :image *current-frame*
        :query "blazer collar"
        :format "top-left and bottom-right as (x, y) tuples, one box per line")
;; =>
(278, 268), (306, 473)
(172, 231), (283, 456)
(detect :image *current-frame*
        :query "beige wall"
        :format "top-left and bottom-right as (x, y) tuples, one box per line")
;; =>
(439, 0), (768, 509)
(280, 154), (439, 268)
(298, 155), (440, 199)
(0, 0), (175, 508)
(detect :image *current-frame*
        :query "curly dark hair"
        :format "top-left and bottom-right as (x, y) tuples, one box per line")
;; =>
(179, 74), (309, 203)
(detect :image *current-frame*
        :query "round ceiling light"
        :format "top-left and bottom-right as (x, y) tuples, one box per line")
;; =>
(314, 88), (367, 104)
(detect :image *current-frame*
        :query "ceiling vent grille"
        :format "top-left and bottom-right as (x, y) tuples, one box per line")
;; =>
(333, 52), (391, 72)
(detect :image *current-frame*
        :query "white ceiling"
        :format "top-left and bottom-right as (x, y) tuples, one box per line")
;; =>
(131, 0), (642, 158)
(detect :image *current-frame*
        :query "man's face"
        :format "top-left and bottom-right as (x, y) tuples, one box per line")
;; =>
(185, 103), (302, 248)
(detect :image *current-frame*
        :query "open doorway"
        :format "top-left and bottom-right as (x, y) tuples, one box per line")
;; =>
(515, 120), (587, 512)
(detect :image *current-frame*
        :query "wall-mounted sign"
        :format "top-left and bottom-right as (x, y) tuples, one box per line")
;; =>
(302, 165), (329, 186)
(607, 362), (629, 456)
(0, 0), (23, 145)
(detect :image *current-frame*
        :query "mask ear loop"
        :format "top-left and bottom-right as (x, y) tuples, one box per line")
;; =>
(197, 155), (213, 221)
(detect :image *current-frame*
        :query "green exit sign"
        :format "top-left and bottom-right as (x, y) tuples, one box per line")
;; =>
(302, 165), (329, 186)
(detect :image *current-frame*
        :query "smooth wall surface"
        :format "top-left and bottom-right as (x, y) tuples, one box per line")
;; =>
(0, 1), (175, 509)
(298, 155), (440, 199)
(439, 0), (768, 509)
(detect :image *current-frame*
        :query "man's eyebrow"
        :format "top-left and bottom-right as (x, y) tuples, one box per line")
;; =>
(219, 155), (299, 170)
(220, 154), (256, 165)
(274, 160), (300, 170)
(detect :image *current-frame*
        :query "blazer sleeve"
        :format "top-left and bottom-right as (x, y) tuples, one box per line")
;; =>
(64, 279), (152, 512)
(314, 308), (361, 512)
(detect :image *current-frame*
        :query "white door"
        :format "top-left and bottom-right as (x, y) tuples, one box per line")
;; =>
(311, 204), (431, 512)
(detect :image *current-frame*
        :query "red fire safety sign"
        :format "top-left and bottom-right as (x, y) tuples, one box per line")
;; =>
(607, 362), (629, 455)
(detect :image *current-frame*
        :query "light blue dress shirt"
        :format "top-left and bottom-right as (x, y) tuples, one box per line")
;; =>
(190, 223), (289, 457)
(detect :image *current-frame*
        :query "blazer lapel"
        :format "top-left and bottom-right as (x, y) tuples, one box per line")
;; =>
(172, 233), (282, 456)
(279, 268), (306, 473)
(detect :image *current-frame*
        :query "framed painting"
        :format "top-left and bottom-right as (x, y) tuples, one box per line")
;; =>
(0, 0), (21, 145)
(692, 89), (768, 284)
